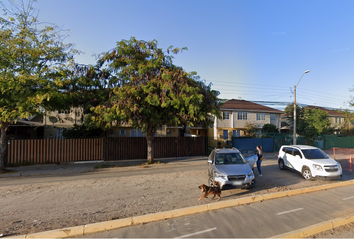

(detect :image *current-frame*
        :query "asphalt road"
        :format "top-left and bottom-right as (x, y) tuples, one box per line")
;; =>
(75, 184), (354, 238)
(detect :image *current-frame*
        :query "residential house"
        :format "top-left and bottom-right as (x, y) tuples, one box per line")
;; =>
(305, 106), (347, 132)
(7, 115), (45, 139)
(44, 108), (186, 138)
(208, 99), (283, 141)
(280, 105), (348, 134)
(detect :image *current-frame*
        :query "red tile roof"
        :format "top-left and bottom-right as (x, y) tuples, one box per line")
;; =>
(305, 105), (345, 116)
(220, 99), (283, 113)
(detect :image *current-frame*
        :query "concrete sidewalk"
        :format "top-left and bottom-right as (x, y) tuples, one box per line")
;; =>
(0, 152), (277, 178)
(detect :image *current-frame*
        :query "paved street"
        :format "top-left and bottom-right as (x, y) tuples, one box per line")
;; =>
(75, 184), (354, 238)
(2, 152), (353, 238)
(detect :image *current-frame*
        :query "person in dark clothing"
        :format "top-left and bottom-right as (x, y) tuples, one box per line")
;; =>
(256, 146), (263, 176)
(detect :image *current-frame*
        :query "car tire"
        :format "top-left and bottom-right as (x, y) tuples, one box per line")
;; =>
(302, 167), (313, 180)
(278, 159), (285, 170)
(246, 179), (256, 189)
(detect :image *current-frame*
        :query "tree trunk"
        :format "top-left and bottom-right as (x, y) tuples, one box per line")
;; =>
(146, 129), (155, 164)
(0, 122), (8, 172)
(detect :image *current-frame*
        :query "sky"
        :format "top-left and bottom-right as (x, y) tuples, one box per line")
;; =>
(4, 0), (354, 110)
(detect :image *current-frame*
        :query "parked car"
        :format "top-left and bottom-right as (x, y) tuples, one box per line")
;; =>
(278, 145), (342, 180)
(207, 148), (257, 189)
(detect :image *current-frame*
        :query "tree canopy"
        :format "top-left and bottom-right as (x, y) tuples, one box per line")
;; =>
(0, 0), (77, 171)
(285, 105), (333, 144)
(261, 123), (279, 136)
(244, 122), (256, 137)
(90, 37), (222, 162)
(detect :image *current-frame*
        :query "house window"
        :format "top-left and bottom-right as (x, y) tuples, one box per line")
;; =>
(237, 112), (247, 120)
(223, 130), (229, 140)
(270, 114), (276, 121)
(223, 111), (230, 120)
(131, 129), (144, 137)
(119, 129), (126, 136)
(233, 130), (241, 137)
(335, 117), (342, 124)
(166, 129), (172, 135)
(257, 113), (266, 121)
(56, 128), (65, 139)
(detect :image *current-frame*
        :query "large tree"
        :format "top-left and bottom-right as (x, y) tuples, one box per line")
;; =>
(0, 0), (77, 172)
(91, 37), (221, 163)
(285, 105), (333, 145)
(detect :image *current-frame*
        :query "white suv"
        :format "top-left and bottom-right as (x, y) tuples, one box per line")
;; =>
(278, 145), (342, 180)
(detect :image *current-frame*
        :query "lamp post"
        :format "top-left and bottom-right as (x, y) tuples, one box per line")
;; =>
(293, 70), (310, 145)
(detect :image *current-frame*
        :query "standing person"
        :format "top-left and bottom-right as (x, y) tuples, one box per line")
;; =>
(256, 146), (263, 176)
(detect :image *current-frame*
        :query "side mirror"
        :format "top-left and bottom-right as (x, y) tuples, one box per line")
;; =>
(208, 159), (213, 164)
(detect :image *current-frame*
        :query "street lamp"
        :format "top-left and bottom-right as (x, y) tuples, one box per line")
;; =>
(293, 70), (310, 145)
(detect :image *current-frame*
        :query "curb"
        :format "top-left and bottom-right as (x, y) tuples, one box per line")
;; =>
(6, 179), (354, 239)
(270, 213), (354, 238)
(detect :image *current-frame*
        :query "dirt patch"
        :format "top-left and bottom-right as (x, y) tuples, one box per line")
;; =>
(1, 159), (354, 237)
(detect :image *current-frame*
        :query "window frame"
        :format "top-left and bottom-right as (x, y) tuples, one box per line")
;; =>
(237, 112), (248, 120)
(223, 111), (230, 120)
(256, 113), (266, 121)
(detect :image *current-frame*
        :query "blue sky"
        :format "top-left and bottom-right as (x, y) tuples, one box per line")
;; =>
(12, 0), (354, 110)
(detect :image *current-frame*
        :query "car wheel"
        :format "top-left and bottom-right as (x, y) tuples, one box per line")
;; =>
(302, 167), (313, 180)
(278, 159), (285, 170)
(247, 179), (256, 189)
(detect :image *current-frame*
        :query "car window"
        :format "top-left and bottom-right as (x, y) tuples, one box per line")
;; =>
(286, 147), (293, 155)
(215, 153), (246, 165)
(241, 150), (256, 158)
(293, 149), (302, 158)
(301, 149), (329, 159)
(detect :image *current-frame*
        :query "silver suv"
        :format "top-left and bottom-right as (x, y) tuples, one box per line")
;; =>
(278, 145), (342, 180)
(208, 148), (256, 189)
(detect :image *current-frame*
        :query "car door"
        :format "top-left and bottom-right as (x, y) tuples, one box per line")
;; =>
(291, 148), (304, 172)
(245, 154), (257, 169)
(284, 147), (296, 170)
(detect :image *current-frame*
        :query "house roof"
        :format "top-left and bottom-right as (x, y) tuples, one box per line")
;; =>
(304, 105), (345, 117)
(220, 99), (283, 114)
(14, 120), (44, 127)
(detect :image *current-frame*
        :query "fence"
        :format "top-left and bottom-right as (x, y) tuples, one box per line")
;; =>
(6, 138), (104, 165)
(104, 137), (207, 160)
(233, 137), (274, 152)
(324, 147), (354, 171)
(324, 135), (354, 150)
(5, 137), (207, 165)
(270, 133), (326, 152)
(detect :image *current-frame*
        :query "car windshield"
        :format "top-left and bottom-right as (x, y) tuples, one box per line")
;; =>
(215, 153), (246, 165)
(301, 149), (329, 159)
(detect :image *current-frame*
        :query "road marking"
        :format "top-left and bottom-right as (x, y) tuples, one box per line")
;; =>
(343, 196), (354, 200)
(276, 208), (304, 215)
(175, 227), (217, 238)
